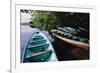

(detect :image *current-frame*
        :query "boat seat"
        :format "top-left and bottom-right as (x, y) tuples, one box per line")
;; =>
(24, 50), (52, 62)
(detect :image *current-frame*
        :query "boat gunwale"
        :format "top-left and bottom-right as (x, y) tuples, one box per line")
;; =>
(53, 33), (89, 50)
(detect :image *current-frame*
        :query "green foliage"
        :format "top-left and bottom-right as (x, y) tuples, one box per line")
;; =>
(30, 10), (89, 31)
(31, 11), (60, 31)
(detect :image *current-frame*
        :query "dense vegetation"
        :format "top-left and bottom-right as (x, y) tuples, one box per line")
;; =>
(31, 11), (60, 31)
(21, 10), (89, 31)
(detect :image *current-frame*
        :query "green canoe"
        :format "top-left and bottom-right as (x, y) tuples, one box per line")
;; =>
(22, 32), (57, 63)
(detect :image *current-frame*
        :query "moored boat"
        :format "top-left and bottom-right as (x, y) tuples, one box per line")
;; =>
(51, 27), (89, 59)
(22, 32), (57, 63)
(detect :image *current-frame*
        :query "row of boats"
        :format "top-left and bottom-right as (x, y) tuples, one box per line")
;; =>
(22, 26), (89, 62)
(51, 27), (89, 44)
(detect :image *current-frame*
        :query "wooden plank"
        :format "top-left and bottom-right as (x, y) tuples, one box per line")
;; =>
(26, 50), (52, 59)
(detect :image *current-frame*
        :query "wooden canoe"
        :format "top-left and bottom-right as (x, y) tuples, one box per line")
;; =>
(53, 33), (89, 50)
